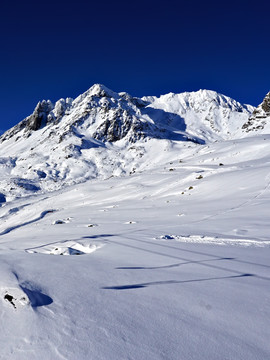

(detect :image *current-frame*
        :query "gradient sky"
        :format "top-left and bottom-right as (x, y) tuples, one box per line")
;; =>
(1, 0), (269, 132)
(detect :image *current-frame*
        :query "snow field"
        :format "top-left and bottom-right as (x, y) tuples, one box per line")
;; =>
(0, 135), (270, 358)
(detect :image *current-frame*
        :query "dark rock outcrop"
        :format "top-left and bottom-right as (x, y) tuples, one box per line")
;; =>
(242, 91), (270, 132)
(26, 100), (53, 131)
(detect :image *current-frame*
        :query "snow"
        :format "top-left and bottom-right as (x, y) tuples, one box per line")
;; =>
(0, 85), (270, 359)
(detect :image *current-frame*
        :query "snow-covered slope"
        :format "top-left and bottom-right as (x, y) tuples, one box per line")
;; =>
(0, 84), (259, 201)
(1, 85), (270, 359)
(144, 89), (254, 141)
(1, 132), (270, 359)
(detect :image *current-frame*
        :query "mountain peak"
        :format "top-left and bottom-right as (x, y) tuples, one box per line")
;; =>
(242, 91), (270, 132)
(261, 91), (270, 114)
(75, 84), (120, 103)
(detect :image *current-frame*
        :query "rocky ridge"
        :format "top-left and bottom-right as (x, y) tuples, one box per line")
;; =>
(1, 84), (268, 202)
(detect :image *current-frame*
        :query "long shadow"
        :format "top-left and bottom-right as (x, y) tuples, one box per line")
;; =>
(120, 232), (270, 269)
(130, 104), (205, 144)
(85, 232), (269, 278)
(0, 209), (56, 236)
(82, 235), (115, 239)
(20, 286), (53, 307)
(103, 273), (254, 290)
(141, 107), (205, 143)
(82, 229), (270, 278)
(140, 106), (187, 133)
(106, 238), (270, 281)
(116, 257), (233, 270)
(108, 238), (238, 272)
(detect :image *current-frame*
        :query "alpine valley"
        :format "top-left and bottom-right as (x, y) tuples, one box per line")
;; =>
(0, 85), (270, 360)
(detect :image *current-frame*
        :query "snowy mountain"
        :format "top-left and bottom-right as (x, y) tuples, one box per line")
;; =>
(1, 85), (270, 359)
(143, 89), (254, 141)
(0, 84), (259, 201)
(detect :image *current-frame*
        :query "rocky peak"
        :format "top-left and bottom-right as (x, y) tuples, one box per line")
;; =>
(73, 84), (120, 106)
(242, 91), (270, 132)
(261, 91), (270, 114)
(0, 97), (74, 143)
(26, 100), (53, 131)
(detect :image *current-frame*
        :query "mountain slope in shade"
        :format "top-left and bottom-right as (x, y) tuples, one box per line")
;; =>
(0, 84), (261, 201)
(144, 89), (254, 141)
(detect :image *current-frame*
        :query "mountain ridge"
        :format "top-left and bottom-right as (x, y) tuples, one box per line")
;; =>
(0, 84), (269, 202)
(0, 84), (256, 144)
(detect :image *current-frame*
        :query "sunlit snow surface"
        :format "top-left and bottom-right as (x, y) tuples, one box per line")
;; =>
(0, 135), (270, 359)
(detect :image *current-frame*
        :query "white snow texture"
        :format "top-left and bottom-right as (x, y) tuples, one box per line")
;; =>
(0, 84), (270, 359)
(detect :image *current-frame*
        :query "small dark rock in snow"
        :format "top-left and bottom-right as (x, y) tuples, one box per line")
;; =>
(53, 220), (65, 224)
(4, 294), (16, 308)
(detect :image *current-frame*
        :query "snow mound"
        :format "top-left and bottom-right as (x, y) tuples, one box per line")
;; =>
(26, 240), (105, 255)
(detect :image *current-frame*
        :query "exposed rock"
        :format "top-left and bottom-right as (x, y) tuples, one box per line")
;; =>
(242, 91), (270, 132)
(261, 92), (270, 114)
(26, 100), (53, 131)
(0, 98), (72, 143)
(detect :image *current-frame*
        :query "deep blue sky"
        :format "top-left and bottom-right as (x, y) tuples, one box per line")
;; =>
(1, 0), (269, 132)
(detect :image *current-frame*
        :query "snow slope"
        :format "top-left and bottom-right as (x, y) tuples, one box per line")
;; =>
(1, 132), (270, 359)
(143, 89), (254, 141)
(0, 85), (270, 359)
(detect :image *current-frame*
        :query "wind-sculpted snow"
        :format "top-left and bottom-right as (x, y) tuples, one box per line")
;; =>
(26, 239), (105, 255)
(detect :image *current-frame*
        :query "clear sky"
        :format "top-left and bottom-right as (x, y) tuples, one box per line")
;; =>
(1, 0), (269, 132)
